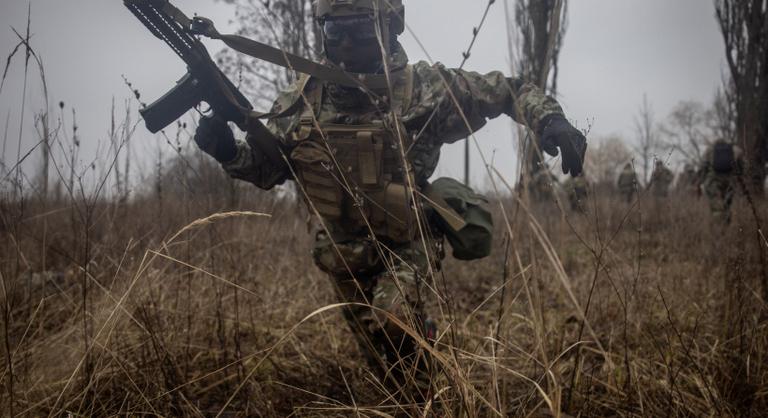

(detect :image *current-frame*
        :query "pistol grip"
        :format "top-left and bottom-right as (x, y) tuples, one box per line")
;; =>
(140, 72), (203, 133)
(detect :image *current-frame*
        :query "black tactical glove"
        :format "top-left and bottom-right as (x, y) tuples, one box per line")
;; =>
(539, 115), (587, 176)
(194, 114), (238, 163)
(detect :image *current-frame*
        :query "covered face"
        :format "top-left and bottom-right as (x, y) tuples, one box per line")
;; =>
(323, 15), (384, 73)
(315, 0), (405, 74)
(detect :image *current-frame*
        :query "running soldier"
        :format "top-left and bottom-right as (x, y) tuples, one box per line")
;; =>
(193, 0), (587, 398)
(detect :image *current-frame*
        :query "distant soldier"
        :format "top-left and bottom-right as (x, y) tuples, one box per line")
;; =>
(676, 163), (700, 196)
(650, 160), (674, 197)
(529, 167), (559, 202)
(564, 174), (588, 212)
(617, 163), (638, 203)
(699, 139), (743, 223)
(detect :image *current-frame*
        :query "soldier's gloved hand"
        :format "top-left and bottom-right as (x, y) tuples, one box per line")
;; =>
(539, 115), (587, 176)
(194, 114), (237, 163)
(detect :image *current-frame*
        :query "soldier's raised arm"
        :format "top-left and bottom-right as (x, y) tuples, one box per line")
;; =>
(194, 115), (291, 190)
(410, 63), (586, 176)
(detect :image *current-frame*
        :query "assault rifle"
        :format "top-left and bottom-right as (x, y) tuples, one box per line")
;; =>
(125, 0), (390, 133)
(125, 0), (391, 161)
(124, 0), (251, 133)
(125, 0), (293, 164)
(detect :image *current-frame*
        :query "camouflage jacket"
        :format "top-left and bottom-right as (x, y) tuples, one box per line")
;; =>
(617, 169), (638, 192)
(221, 46), (565, 189)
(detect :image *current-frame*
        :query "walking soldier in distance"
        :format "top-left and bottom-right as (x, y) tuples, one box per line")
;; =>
(193, 0), (587, 397)
(699, 139), (743, 223)
(617, 163), (639, 203)
(650, 160), (674, 198)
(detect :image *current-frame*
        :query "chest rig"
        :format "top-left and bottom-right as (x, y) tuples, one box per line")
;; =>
(289, 66), (416, 242)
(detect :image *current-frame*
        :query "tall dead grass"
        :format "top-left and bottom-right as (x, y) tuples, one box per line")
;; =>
(1, 7), (766, 415)
(1, 176), (766, 416)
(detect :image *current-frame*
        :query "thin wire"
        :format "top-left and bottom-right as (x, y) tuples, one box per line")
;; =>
(411, 0), (498, 144)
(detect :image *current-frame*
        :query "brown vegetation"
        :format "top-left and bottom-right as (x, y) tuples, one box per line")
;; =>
(1, 3), (766, 416)
(1, 173), (767, 416)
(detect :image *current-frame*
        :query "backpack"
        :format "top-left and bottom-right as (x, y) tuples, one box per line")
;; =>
(424, 178), (494, 260)
(712, 142), (735, 174)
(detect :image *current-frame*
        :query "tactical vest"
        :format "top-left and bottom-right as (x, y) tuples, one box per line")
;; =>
(289, 66), (417, 242)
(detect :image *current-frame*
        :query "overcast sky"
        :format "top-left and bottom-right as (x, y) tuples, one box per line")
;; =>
(0, 0), (726, 191)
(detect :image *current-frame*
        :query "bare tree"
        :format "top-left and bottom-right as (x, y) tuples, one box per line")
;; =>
(506, 0), (568, 186)
(659, 100), (709, 166)
(512, 0), (568, 93)
(109, 98), (121, 197)
(215, 0), (321, 109)
(633, 94), (658, 186)
(707, 83), (736, 144)
(121, 101), (134, 202)
(584, 135), (632, 186)
(715, 0), (768, 193)
(68, 108), (79, 196)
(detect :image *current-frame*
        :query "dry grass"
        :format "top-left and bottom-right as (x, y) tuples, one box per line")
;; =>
(1, 183), (766, 417)
(1, 10), (766, 415)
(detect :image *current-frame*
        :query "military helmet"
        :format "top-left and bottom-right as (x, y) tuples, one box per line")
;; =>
(314, 0), (405, 35)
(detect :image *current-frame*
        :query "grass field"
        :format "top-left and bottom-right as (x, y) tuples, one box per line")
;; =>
(1, 175), (766, 417)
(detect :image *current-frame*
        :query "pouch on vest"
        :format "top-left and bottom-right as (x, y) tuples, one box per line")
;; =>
(425, 177), (493, 260)
(291, 123), (415, 242)
(367, 182), (413, 241)
(712, 142), (735, 174)
(290, 141), (343, 220)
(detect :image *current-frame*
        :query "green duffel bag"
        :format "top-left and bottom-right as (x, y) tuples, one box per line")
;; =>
(424, 177), (494, 260)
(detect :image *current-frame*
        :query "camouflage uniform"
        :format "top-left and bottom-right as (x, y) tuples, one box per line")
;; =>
(700, 141), (743, 223)
(650, 161), (674, 198)
(219, 45), (567, 377)
(617, 163), (638, 203)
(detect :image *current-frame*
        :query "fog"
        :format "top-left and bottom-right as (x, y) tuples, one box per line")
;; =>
(0, 0), (725, 192)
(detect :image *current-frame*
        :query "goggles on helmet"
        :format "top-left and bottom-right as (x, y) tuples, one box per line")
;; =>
(323, 16), (379, 46)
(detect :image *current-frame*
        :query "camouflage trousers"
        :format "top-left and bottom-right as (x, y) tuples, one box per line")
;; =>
(703, 174), (734, 223)
(312, 230), (440, 385)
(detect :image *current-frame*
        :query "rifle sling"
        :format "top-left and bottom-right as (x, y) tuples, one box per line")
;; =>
(211, 33), (390, 91)
(147, 1), (391, 90)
